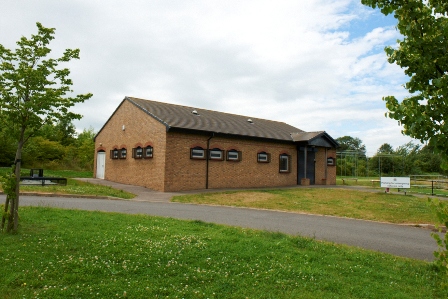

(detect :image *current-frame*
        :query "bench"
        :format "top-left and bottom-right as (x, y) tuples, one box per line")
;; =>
(370, 180), (380, 186)
(20, 176), (67, 186)
(342, 178), (358, 185)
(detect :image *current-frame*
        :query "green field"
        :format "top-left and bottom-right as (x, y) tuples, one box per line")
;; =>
(172, 188), (437, 225)
(1, 207), (447, 298)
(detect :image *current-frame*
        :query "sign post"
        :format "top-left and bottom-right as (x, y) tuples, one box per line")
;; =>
(380, 177), (410, 193)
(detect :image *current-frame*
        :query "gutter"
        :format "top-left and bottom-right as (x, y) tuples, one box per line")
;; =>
(206, 133), (214, 189)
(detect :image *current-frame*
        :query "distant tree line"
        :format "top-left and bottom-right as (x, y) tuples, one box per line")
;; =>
(0, 119), (95, 171)
(336, 136), (446, 177)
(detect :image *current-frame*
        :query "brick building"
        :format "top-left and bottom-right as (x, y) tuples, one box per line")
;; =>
(94, 97), (339, 192)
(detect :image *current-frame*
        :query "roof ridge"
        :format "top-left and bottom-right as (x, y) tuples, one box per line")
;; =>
(127, 96), (298, 127)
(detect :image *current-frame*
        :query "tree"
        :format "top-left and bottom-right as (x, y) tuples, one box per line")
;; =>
(335, 136), (367, 177)
(0, 23), (92, 232)
(377, 143), (394, 154)
(335, 136), (366, 153)
(361, 0), (448, 167)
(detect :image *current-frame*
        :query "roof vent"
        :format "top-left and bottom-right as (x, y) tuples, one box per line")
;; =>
(192, 109), (199, 115)
(247, 118), (253, 124)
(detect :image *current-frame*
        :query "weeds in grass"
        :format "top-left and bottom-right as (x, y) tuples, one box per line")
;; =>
(1, 207), (447, 298)
(172, 188), (437, 225)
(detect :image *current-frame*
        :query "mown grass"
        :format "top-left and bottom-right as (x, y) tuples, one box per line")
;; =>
(20, 179), (135, 199)
(1, 207), (447, 299)
(337, 176), (448, 196)
(172, 188), (437, 225)
(0, 167), (134, 199)
(0, 167), (93, 178)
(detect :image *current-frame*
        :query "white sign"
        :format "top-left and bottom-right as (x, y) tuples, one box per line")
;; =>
(380, 177), (410, 189)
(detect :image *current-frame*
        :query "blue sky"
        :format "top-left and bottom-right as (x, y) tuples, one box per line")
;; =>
(0, 0), (416, 155)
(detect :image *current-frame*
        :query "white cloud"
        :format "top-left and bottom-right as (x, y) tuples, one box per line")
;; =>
(0, 0), (413, 154)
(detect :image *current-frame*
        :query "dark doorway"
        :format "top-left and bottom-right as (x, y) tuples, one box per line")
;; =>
(298, 147), (316, 185)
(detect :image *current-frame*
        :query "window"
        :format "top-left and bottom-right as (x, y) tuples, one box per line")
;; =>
(120, 148), (127, 159)
(327, 157), (335, 166)
(226, 150), (241, 161)
(257, 152), (270, 163)
(190, 147), (206, 159)
(144, 146), (153, 158)
(111, 149), (119, 159)
(209, 148), (224, 160)
(132, 147), (143, 159)
(279, 154), (290, 173)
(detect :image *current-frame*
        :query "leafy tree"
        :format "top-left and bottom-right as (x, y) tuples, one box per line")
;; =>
(362, 0), (448, 266)
(395, 141), (421, 174)
(336, 136), (367, 177)
(0, 23), (92, 232)
(377, 143), (394, 154)
(361, 0), (448, 167)
(335, 136), (366, 153)
(39, 118), (77, 146)
(74, 127), (95, 170)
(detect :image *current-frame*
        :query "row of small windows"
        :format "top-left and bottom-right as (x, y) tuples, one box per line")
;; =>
(110, 145), (290, 172)
(191, 148), (243, 161)
(190, 147), (290, 172)
(111, 146), (153, 160)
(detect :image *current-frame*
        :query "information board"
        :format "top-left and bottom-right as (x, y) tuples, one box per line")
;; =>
(380, 177), (410, 189)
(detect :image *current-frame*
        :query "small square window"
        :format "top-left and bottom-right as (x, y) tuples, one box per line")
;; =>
(120, 148), (127, 159)
(191, 147), (205, 159)
(327, 157), (335, 166)
(209, 148), (224, 160)
(133, 147), (143, 159)
(226, 150), (241, 161)
(111, 149), (119, 159)
(279, 154), (290, 173)
(144, 146), (153, 158)
(257, 152), (270, 163)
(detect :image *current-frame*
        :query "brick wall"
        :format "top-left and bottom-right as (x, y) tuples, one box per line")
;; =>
(314, 148), (337, 185)
(164, 132), (298, 191)
(94, 100), (167, 191)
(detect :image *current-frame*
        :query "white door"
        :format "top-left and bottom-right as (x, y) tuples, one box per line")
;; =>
(96, 152), (106, 179)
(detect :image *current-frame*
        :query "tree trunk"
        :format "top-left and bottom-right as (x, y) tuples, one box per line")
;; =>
(1, 196), (10, 230)
(12, 130), (25, 233)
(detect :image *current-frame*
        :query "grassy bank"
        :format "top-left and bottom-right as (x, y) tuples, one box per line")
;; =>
(172, 188), (437, 225)
(0, 167), (134, 199)
(1, 207), (447, 298)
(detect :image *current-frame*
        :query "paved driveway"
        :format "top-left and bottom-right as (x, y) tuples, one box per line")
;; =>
(3, 179), (440, 261)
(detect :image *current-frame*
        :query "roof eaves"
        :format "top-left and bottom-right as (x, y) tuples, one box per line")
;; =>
(126, 96), (171, 130)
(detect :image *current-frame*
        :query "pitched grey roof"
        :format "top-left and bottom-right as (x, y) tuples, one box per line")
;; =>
(291, 131), (339, 148)
(127, 97), (304, 142)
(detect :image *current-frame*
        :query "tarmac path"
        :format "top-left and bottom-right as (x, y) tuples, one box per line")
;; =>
(2, 179), (440, 262)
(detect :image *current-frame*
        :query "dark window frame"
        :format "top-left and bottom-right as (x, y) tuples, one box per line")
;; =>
(120, 148), (127, 159)
(190, 147), (206, 160)
(257, 152), (271, 163)
(279, 154), (291, 173)
(144, 146), (154, 159)
(209, 148), (224, 161)
(226, 149), (242, 162)
(110, 149), (119, 160)
(132, 147), (143, 159)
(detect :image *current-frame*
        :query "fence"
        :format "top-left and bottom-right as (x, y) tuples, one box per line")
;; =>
(409, 175), (448, 196)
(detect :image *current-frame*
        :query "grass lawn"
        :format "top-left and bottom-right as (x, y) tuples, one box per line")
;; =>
(0, 167), (135, 199)
(172, 188), (438, 225)
(1, 207), (447, 299)
(337, 176), (448, 197)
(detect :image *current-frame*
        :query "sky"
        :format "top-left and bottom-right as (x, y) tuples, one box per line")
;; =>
(1, 0), (417, 156)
